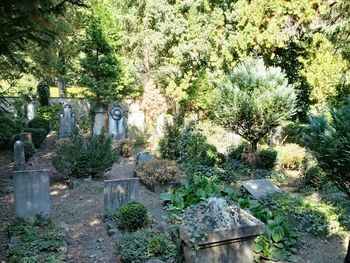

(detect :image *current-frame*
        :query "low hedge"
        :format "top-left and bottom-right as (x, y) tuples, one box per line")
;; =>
(28, 117), (51, 134)
(23, 128), (47, 148)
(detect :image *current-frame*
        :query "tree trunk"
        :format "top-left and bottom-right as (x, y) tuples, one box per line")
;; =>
(57, 78), (67, 98)
(345, 240), (350, 263)
(250, 141), (258, 179)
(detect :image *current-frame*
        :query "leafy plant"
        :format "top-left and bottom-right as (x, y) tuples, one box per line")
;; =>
(275, 143), (306, 170)
(28, 117), (51, 134)
(117, 230), (151, 263)
(112, 201), (149, 231)
(227, 142), (249, 162)
(283, 121), (309, 146)
(0, 114), (22, 149)
(257, 149), (277, 169)
(148, 235), (176, 260)
(37, 81), (50, 106)
(23, 128), (47, 148)
(159, 113), (184, 160)
(177, 121), (221, 166)
(305, 97), (350, 197)
(24, 141), (35, 161)
(119, 139), (134, 157)
(37, 105), (61, 131)
(136, 159), (182, 187)
(52, 131), (118, 178)
(8, 216), (65, 263)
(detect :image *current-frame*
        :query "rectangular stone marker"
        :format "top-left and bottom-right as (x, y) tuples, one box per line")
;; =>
(13, 140), (25, 171)
(242, 179), (281, 199)
(104, 178), (139, 212)
(13, 169), (51, 218)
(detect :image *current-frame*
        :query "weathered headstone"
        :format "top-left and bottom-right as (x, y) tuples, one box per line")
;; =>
(13, 169), (51, 218)
(104, 178), (139, 212)
(59, 104), (75, 139)
(27, 101), (36, 121)
(108, 104), (126, 141)
(93, 108), (105, 135)
(136, 152), (154, 165)
(242, 179), (281, 199)
(13, 140), (26, 171)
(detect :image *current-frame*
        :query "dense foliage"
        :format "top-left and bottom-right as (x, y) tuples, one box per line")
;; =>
(306, 98), (350, 197)
(216, 58), (296, 177)
(8, 216), (65, 263)
(111, 201), (149, 232)
(53, 132), (118, 178)
(0, 114), (21, 149)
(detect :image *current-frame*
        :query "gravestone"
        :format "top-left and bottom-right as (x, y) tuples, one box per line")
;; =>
(136, 152), (154, 165)
(59, 104), (75, 139)
(242, 179), (282, 199)
(93, 108), (105, 135)
(104, 178), (139, 212)
(13, 169), (51, 218)
(13, 140), (25, 171)
(27, 101), (37, 120)
(108, 104), (126, 141)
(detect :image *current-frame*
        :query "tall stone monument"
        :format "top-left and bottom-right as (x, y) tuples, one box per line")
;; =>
(93, 107), (105, 136)
(13, 140), (26, 171)
(59, 104), (75, 139)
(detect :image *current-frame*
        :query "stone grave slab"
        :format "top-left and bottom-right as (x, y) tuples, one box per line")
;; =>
(136, 152), (154, 165)
(104, 178), (139, 212)
(242, 179), (281, 199)
(13, 169), (51, 218)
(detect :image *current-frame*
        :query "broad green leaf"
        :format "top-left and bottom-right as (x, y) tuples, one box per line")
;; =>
(160, 193), (172, 201)
(272, 226), (284, 243)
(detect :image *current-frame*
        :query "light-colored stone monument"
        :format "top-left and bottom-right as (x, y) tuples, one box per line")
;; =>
(59, 104), (75, 139)
(104, 178), (139, 212)
(13, 140), (26, 171)
(108, 104), (126, 141)
(13, 169), (51, 218)
(93, 107), (105, 135)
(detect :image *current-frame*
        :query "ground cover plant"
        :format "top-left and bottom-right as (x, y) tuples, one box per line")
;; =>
(7, 216), (65, 263)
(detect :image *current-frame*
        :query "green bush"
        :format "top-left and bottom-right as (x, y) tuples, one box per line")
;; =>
(28, 117), (50, 134)
(148, 235), (176, 260)
(159, 114), (184, 160)
(113, 201), (149, 231)
(117, 230), (151, 263)
(129, 126), (148, 146)
(227, 142), (249, 162)
(8, 216), (65, 263)
(283, 121), (309, 146)
(275, 143), (306, 170)
(52, 132), (118, 178)
(257, 149), (277, 169)
(0, 114), (22, 149)
(23, 128), (47, 148)
(177, 121), (221, 166)
(301, 155), (326, 189)
(37, 105), (61, 131)
(24, 141), (35, 161)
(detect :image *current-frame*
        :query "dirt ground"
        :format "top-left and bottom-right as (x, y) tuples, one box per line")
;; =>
(0, 134), (348, 263)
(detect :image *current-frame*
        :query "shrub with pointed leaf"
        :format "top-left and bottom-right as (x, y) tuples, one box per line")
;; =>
(216, 58), (296, 178)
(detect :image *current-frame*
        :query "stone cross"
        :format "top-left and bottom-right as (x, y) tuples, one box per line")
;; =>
(59, 104), (75, 139)
(13, 169), (51, 218)
(13, 140), (25, 171)
(104, 178), (139, 212)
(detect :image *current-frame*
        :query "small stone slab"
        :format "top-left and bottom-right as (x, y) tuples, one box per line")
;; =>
(104, 178), (139, 212)
(13, 169), (51, 218)
(136, 152), (154, 165)
(242, 179), (281, 199)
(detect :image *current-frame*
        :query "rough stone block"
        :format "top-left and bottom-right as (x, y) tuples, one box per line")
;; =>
(104, 178), (139, 212)
(13, 169), (51, 218)
(242, 179), (281, 199)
